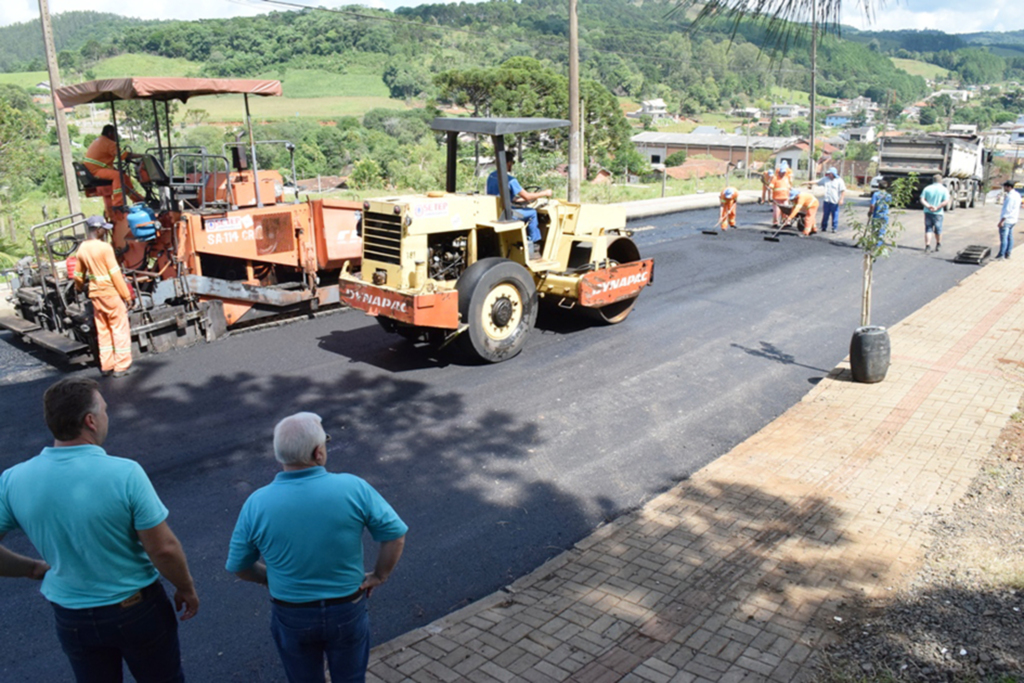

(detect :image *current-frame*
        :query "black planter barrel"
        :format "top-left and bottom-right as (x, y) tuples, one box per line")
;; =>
(850, 326), (890, 384)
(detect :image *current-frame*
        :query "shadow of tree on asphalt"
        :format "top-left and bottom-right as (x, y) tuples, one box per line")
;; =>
(0, 361), (587, 683)
(821, 585), (1024, 682)
(730, 340), (831, 374)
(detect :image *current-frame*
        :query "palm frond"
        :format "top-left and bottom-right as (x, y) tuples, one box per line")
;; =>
(668, 0), (889, 57)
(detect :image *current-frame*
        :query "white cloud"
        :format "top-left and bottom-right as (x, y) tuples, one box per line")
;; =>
(841, 0), (1024, 33)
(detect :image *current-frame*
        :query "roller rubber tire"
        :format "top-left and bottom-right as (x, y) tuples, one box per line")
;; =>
(457, 258), (538, 363)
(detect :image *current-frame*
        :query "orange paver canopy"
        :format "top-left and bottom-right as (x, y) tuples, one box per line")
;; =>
(55, 78), (282, 108)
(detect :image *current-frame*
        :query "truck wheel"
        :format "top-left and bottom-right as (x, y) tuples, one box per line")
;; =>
(457, 258), (537, 363)
(589, 237), (643, 325)
(969, 184), (977, 208)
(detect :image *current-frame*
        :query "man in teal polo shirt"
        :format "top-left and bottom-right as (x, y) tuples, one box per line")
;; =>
(0, 378), (199, 683)
(920, 173), (950, 253)
(226, 412), (407, 683)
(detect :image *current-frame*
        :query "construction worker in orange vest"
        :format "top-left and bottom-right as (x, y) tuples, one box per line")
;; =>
(784, 188), (820, 236)
(73, 216), (135, 377)
(83, 125), (144, 210)
(719, 187), (738, 230)
(770, 161), (793, 227)
(760, 168), (774, 204)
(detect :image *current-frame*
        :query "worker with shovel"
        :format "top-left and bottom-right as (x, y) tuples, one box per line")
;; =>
(783, 188), (820, 237)
(719, 187), (738, 231)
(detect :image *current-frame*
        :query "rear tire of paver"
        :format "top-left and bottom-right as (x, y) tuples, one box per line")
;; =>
(457, 258), (538, 363)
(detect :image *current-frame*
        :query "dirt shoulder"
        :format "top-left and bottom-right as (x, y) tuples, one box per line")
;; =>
(819, 397), (1024, 682)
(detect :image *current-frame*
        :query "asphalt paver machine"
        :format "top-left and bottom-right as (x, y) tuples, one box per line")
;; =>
(1, 78), (362, 363)
(339, 117), (654, 362)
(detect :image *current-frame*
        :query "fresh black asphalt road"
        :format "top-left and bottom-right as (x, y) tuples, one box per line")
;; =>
(0, 198), (992, 681)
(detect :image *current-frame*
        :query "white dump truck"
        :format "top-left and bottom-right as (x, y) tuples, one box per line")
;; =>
(878, 133), (989, 210)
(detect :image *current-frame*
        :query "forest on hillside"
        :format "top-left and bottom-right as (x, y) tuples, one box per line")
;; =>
(2, 0), (930, 116)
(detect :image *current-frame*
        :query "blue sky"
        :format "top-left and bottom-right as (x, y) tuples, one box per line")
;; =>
(2, 0), (1022, 33)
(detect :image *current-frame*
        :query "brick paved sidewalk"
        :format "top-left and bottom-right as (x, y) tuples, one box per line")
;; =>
(369, 252), (1024, 682)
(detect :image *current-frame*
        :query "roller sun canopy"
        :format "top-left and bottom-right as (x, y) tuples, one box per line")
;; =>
(54, 78), (283, 108)
(431, 117), (570, 136)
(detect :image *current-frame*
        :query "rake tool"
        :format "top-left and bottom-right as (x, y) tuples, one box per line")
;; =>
(763, 221), (790, 243)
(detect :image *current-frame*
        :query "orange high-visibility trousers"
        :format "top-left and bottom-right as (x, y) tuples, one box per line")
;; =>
(92, 294), (132, 372)
(84, 166), (141, 208)
(719, 202), (736, 229)
(799, 208), (818, 235)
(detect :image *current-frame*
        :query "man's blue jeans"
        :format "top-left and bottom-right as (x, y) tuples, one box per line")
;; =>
(512, 208), (542, 243)
(999, 222), (1015, 258)
(820, 201), (840, 231)
(270, 599), (370, 683)
(52, 581), (184, 683)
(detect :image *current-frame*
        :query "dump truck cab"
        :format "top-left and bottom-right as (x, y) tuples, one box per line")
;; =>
(340, 117), (653, 362)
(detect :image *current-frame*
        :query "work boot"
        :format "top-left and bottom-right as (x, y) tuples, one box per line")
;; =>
(529, 242), (541, 260)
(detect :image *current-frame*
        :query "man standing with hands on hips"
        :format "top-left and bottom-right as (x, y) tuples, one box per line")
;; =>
(0, 377), (199, 683)
(226, 412), (407, 683)
(920, 174), (950, 253)
(997, 179), (1020, 260)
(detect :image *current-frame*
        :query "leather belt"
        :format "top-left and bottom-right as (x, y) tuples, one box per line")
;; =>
(271, 589), (363, 608)
(119, 580), (161, 608)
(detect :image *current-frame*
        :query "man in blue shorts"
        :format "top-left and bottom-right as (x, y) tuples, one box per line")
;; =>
(920, 173), (950, 253)
(0, 378), (199, 683)
(486, 150), (552, 259)
(226, 412), (407, 683)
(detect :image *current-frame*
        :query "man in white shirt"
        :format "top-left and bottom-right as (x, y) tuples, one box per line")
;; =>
(809, 167), (846, 233)
(997, 180), (1021, 260)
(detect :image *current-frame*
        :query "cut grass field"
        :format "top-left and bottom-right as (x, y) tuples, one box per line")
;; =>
(768, 86), (834, 107)
(890, 57), (950, 80)
(196, 94), (409, 121)
(90, 54), (202, 78)
(0, 71), (48, 89)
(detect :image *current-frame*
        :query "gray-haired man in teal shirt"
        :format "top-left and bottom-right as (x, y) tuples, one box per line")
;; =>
(226, 411), (407, 683)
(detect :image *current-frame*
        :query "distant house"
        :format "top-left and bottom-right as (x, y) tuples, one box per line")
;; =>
(35, 81), (51, 91)
(630, 98), (671, 121)
(948, 123), (978, 136)
(770, 103), (809, 118)
(931, 89), (973, 103)
(631, 131), (797, 167)
(847, 96), (879, 113)
(691, 125), (725, 136)
(1011, 115), (1024, 145)
(773, 139), (842, 176)
(843, 126), (876, 143)
(730, 107), (762, 119)
(825, 111), (854, 127)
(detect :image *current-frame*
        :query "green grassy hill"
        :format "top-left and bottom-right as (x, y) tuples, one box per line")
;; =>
(890, 58), (951, 80)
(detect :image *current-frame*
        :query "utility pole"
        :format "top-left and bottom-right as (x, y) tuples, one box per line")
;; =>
(567, 0), (581, 202)
(808, 0), (817, 183)
(744, 121), (751, 180)
(38, 0), (80, 216)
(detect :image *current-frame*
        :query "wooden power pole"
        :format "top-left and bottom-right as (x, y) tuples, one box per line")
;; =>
(808, 0), (817, 183)
(38, 0), (80, 216)
(567, 0), (581, 202)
